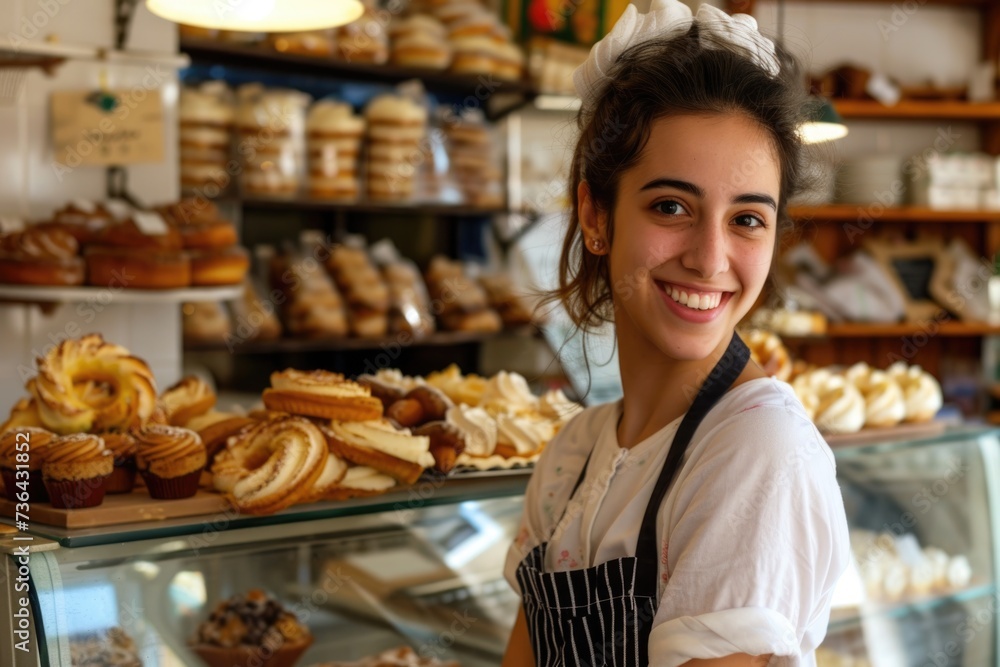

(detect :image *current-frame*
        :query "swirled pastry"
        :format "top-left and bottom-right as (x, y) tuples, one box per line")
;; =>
(887, 362), (943, 423)
(30, 334), (157, 434)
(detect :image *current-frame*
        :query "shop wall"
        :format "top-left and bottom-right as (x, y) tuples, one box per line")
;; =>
(0, 1), (181, 408)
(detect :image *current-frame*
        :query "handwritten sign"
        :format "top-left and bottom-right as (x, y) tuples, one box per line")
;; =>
(51, 89), (164, 167)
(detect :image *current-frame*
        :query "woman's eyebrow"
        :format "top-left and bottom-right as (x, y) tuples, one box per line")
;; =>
(640, 178), (777, 211)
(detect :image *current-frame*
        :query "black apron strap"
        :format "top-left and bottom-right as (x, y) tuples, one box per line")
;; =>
(633, 332), (751, 595)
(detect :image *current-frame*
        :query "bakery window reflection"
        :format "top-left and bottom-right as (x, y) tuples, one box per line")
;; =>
(42, 582), (118, 635)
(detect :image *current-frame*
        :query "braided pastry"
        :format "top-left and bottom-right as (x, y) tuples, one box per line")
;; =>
(29, 334), (157, 434)
(212, 417), (328, 515)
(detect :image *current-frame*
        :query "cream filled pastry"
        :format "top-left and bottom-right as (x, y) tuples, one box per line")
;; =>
(446, 405), (498, 457)
(263, 369), (383, 421)
(887, 363), (943, 423)
(339, 465), (396, 491)
(495, 413), (554, 457)
(853, 369), (905, 428)
(810, 375), (866, 435)
(326, 419), (432, 484)
(480, 371), (539, 416)
(538, 389), (584, 425)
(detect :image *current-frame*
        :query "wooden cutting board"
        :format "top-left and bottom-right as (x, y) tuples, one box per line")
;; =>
(0, 489), (229, 529)
(824, 419), (951, 448)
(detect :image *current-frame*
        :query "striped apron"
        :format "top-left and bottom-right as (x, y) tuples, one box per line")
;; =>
(515, 333), (751, 666)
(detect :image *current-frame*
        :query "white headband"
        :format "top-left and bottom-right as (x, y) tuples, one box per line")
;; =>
(573, 0), (781, 119)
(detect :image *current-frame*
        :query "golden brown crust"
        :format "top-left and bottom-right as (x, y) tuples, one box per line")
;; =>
(325, 431), (424, 485)
(385, 398), (424, 427)
(85, 248), (192, 289)
(0, 398), (43, 434)
(405, 386), (453, 422)
(412, 421), (465, 473)
(189, 247), (250, 286)
(160, 376), (217, 426)
(356, 378), (407, 409)
(262, 389), (383, 421)
(493, 442), (518, 459)
(177, 222), (238, 249)
(196, 416), (256, 460)
(95, 219), (183, 250)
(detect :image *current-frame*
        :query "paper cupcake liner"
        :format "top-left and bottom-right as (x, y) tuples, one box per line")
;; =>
(45, 475), (110, 509)
(1, 468), (50, 503)
(106, 462), (137, 494)
(141, 468), (202, 499)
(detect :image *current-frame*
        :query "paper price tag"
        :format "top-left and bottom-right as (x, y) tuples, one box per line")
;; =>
(104, 199), (133, 221)
(0, 216), (25, 233)
(133, 212), (169, 236)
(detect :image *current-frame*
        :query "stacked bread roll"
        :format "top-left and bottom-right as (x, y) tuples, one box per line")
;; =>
(364, 94), (428, 201)
(445, 110), (504, 207)
(424, 256), (502, 332)
(270, 252), (349, 338)
(179, 85), (234, 195)
(236, 86), (310, 197)
(306, 101), (366, 200)
(389, 15), (451, 69)
(335, 0), (389, 63)
(326, 244), (391, 337)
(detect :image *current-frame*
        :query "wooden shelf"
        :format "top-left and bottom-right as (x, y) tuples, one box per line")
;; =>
(786, 322), (1000, 339)
(185, 327), (537, 354)
(180, 38), (536, 120)
(238, 196), (511, 218)
(789, 205), (1000, 223)
(833, 99), (1000, 121)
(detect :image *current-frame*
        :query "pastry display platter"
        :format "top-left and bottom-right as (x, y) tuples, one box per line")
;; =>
(0, 489), (227, 529)
(0, 284), (242, 304)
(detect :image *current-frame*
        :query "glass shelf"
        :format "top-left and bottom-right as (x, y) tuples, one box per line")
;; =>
(828, 582), (997, 633)
(9, 471), (530, 549)
(830, 424), (1000, 460)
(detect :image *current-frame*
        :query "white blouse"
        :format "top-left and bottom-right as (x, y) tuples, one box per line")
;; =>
(504, 378), (850, 666)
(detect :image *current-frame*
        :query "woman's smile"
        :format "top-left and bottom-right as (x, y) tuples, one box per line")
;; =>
(654, 280), (734, 323)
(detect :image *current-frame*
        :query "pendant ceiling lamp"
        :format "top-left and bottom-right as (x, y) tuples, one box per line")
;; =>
(146, 0), (364, 32)
(799, 97), (849, 144)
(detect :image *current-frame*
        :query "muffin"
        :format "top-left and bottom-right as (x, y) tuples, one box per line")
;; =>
(42, 434), (114, 509)
(0, 426), (56, 503)
(134, 425), (207, 499)
(191, 589), (313, 667)
(100, 432), (138, 494)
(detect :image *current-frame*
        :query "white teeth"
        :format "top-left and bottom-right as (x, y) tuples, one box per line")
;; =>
(664, 284), (722, 311)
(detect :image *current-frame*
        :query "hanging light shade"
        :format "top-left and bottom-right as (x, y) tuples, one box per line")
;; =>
(147, 0), (364, 32)
(799, 97), (849, 144)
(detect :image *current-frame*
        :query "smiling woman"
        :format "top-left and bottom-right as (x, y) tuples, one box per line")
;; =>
(501, 1), (850, 666)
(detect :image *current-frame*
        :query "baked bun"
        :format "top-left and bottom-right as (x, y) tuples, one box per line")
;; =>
(0, 227), (84, 286)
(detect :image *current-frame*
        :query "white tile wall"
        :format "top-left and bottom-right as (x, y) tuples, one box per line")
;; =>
(0, 1), (182, 411)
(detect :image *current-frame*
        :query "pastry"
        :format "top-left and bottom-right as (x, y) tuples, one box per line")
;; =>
(183, 301), (232, 345)
(303, 451), (350, 503)
(168, 214), (239, 250)
(69, 627), (142, 667)
(795, 372), (866, 434)
(191, 589), (312, 667)
(335, 2), (389, 63)
(326, 420), (434, 484)
(450, 36), (498, 76)
(212, 417), (328, 514)
(307, 100), (365, 200)
(235, 87), (310, 197)
(386, 398), (425, 427)
(356, 376), (407, 409)
(405, 385), (454, 422)
(478, 273), (535, 327)
(412, 420), (465, 473)
(263, 369), (383, 421)
(425, 364), (487, 406)
(887, 362), (943, 422)
(850, 368), (906, 428)
(0, 397), (43, 433)
(41, 200), (113, 245)
(381, 260), (436, 337)
(42, 433), (114, 509)
(271, 252), (350, 338)
(30, 334), (158, 434)
(85, 246), (192, 289)
(494, 413), (554, 458)
(189, 247), (250, 286)
(325, 464), (396, 499)
(742, 329), (792, 382)
(179, 85), (234, 193)
(268, 29), (335, 56)
(160, 375), (217, 426)
(0, 227), (85, 286)
(391, 33), (452, 69)
(325, 244), (391, 337)
(445, 405), (497, 457)
(480, 370), (539, 417)
(100, 431), (138, 494)
(364, 94), (428, 201)
(229, 279), (282, 342)
(134, 424), (207, 499)
(538, 389), (584, 427)
(196, 415), (257, 461)
(424, 256), (502, 332)
(0, 426), (55, 503)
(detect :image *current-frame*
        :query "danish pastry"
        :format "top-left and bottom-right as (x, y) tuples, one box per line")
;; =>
(263, 369), (383, 422)
(325, 420), (433, 485)
(160, 375), (217, 426)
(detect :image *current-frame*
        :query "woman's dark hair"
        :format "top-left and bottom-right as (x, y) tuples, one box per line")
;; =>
(552, 25), (810, 332)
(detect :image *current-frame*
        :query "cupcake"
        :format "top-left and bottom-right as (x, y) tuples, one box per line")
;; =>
(42, 434), (114, 509)
(0, 427), (56, 503)
(100, 432), (138, 494)
(135, 424), (207, 499)
(191, 589), (313, 667)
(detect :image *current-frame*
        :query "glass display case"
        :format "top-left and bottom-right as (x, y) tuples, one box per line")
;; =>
(2, 428), (1000, 667)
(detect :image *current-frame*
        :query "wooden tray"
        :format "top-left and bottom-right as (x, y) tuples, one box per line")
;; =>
(824, 419), (951, 448)
(0, 489), (228, 529)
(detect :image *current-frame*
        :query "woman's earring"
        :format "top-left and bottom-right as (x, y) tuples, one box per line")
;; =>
(590, 238), (605, 254)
